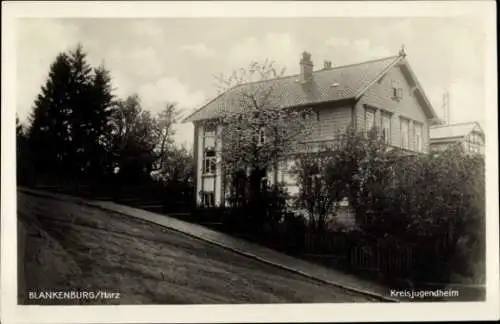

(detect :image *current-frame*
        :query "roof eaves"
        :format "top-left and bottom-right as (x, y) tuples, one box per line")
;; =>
(353, 55), (402, 100)
(181, 75), (292, 124)
(181, 91), (227, 124)
(431, 121), (484, 135)
(430, 136), (464, 143)
(470, 121), (485, 136)
(399, 58), (440, 122)
(182, 55), (413, 123)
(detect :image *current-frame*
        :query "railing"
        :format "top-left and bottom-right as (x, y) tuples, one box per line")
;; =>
(294, 136), (348, 154)
(299, 230), (417, 277)
(350, 240), (416, 276)
(293, 135), (425, 156)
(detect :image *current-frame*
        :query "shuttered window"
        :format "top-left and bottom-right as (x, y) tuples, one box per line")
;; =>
(381, 112), (391, 144)
(414, 123), (423, 152)
(365, 108), (376, 133)
(400, 118), (410, 149)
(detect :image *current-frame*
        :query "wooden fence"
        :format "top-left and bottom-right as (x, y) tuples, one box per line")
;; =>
(301, 230), (416, 277)
(350, 239), (416, 276)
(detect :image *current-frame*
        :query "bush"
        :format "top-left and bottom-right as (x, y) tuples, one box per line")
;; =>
(293, 149), (342, 232)
(291, 128), (485, 284)
(274, 211), (308, 253)
(191, 207), (228, 222)
(224, 168), (291, 235)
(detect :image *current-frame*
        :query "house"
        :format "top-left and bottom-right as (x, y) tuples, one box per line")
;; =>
(429, 121), (485, 155)
(182, 47), (440, 207)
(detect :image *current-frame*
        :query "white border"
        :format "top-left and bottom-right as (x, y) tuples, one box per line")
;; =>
(2, 1), (498, 323)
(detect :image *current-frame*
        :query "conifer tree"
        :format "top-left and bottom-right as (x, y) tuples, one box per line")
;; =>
(28, 44), (115, 178)
(66, 44), (94, 174)
(84, 63), (115, 176)
(28, 52), (73, 175)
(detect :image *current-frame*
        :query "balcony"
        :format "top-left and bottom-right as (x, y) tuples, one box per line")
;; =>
(293, 135), (426, 157)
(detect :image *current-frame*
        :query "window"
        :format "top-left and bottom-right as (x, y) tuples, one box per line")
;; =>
(302, 162), (321, 194)
(261, 177), (268, 191)
(392, 87), (403, 100)
(381, 112), (392, 144)
(204, 123), (216, 149)
(468, 132), (483, 154)
(203, 149), (216, 174)
(400, 118), (410, 149)
(365, 107), (376, 134)
(301, 110), (320, 122)
(204, 122), (216, 137)
(258, 127), (266, 146)
(414, 123), (423, 152)
(282, 160), (297, 186)
(204, 135), (216, 149)
(201, 191), (215, 207)
(471, 132), (482, 145)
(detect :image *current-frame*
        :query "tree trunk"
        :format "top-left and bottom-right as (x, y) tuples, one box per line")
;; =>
(249, 167), (267, 232)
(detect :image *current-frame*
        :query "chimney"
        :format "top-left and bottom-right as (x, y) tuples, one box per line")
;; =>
(323, 60), (332, 70)
(299, 51), (313, 83)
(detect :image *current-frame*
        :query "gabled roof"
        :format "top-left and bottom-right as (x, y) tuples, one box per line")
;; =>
(182, 53), (438, 123)
(429, 121), (484, 140)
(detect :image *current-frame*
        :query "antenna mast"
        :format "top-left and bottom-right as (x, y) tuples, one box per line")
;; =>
(442, 91), (450, 125)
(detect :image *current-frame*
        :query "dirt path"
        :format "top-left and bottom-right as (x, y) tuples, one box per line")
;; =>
(18, 191), (378, 304)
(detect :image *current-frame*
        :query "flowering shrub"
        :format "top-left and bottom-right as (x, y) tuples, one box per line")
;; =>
(294, 127), (485, 283)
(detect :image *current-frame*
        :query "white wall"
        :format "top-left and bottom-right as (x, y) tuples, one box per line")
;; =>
(215, 124), (223, 206)
(196, 123), (204, 205)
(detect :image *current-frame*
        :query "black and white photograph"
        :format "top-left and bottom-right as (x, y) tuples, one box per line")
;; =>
(2, 1), (498, 323)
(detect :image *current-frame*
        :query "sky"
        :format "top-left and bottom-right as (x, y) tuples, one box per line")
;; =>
(16, 17), (486, 147)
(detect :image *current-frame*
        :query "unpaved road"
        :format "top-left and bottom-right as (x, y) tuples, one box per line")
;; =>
(18, 190), (379, 304)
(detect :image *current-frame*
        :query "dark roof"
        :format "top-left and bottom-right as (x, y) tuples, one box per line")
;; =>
(430, 121), (484, 140)
(183, 54), (437, 123)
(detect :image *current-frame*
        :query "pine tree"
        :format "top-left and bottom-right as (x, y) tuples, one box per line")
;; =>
(67, 43), (94, 174)
(16, 115), (23, 136)
(17, 115), (27, 183)
(28, 52), (73, 175)
(27, 44), (116, 179)
(85, 63), (115, 176)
